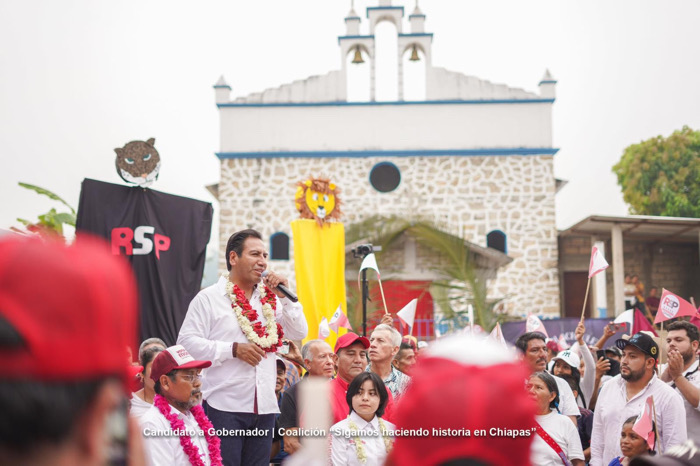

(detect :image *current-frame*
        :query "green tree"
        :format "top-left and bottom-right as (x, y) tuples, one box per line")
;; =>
(345, 216), (507, 331)
(12, 182), (76, 239)
(613, 126), (700, 217)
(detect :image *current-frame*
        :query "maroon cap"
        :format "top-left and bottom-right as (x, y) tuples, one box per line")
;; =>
(546, 340), (560, 352)
(150, 345), (212, 382)
(334, 332), (370, 353)
(0, 236), (138, 382)
(388, 336), (536, 466)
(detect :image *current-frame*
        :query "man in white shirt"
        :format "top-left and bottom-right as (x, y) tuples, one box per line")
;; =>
(141, 345), (216, 465)
(590, 332), (687, 466)
(660, 321), (700, 440)
(515, 332), (580, 425)
(178, 229), (308, 466)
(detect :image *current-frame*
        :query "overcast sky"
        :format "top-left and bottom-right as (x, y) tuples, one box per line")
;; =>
(2, 1), (699, 246)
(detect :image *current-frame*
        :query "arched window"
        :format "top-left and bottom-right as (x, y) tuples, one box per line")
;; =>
(487, 230), (507, 254)
(270, 232), (290, 260)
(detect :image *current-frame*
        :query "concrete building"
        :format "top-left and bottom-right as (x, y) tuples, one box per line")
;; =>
(211, 0), (563, 332)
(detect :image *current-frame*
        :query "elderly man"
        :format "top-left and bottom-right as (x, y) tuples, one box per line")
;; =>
(279, 339), (335, 455)
(590, 332), (687, 466)
(393, 342), (417, 376)
(330, 332), (396, 423)
(178, 229), (308, 466)
(515, 332), (580, 425)
(141, 345), (217, 465)
(0, 236), (143, 466)
(367, 323), (412, 399)
(660, 321), (700, 440)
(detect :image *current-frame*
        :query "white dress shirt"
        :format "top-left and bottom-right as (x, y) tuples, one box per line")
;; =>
(553, 374), (580, 418)
(660, 359), (700, 441)
(531, 411), (584, 466)
(141, 403), (211, 466)
(590, 373), (687, 466)
(330, 411), (395, 466)
(129, 393), (152, 421)
(178, 276), (308, 414)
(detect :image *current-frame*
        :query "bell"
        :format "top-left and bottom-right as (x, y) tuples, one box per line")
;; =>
(351, 47), (364, 64)
(409, 44), (420, 62)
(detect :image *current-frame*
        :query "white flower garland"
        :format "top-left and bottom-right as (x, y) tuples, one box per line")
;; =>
(224, 275), (281, 349)
(347, 417), (393, 464)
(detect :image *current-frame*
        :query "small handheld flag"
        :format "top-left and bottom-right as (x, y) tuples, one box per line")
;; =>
(329, 304), (352, 332)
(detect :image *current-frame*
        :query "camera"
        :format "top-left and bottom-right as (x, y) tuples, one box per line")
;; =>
(352, 244), (381, 258)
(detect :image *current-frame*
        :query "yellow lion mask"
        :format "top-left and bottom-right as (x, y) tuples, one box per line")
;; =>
(295, 177), (342, 226)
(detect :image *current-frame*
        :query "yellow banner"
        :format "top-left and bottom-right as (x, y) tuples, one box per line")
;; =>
(291, 219), (347, 349)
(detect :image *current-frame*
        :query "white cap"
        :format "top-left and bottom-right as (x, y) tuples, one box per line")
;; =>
(552, 350), (580, 369)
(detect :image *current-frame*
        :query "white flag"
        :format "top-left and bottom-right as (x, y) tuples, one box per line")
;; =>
(329, 304), (352, 332)
(557, 334), (570, 350)
(589, 246), (609, 278)
(489, 322), (507, 346)
(359, 253), (380, 276)
(318, 317), (330, 339)
(526, 313), (548, 337)
(397, 299), (417, 334)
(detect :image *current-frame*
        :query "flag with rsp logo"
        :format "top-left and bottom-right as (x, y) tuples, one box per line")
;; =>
(76, 178), (212, 346)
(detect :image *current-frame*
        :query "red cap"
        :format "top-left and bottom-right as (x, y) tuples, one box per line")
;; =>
(388, 336), (536, 466)
(0, 236), (138, 382)
(150, 345), (212, 382)
(546, 340), (560, 352)
(334, 332), (370, 353)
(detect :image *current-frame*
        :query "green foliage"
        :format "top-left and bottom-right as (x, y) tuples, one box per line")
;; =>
(346, 216), (506, 331)
(14, 183), (76, 239)
(613, 126), (700, 217)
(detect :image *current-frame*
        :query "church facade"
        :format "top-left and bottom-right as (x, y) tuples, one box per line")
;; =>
(213, 1), (561, 320)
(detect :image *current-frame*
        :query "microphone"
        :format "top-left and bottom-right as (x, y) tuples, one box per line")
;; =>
(261, 271), (298, 302)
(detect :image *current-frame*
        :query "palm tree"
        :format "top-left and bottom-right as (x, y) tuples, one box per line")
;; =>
(345, 216), (508, 332)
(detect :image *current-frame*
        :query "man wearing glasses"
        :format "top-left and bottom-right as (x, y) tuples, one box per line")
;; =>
(141, 345), (218, 465)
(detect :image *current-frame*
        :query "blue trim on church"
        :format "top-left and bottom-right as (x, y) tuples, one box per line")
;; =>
(218, 98), (555, 108)
(216, 148), (559, 160)
(338, 35), (375, 44)
(539, 80), (558, 85)
(399, 33), (433, 38)
(366, 6), (404, 17)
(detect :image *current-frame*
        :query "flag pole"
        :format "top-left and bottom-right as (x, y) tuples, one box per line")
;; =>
(376, 276), (389, 315)
(580, 277), (591, 322)
(651, 395), (662, 454)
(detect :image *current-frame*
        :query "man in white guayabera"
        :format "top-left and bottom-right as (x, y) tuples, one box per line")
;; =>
(178, 229), (308, 466)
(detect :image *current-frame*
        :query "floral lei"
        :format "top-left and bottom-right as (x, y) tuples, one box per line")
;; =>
(224, 275), (284, 353)
(347, 417), (393, 464)
(153, 394), (222, 466)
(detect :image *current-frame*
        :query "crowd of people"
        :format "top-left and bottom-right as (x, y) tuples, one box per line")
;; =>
(1, 230), (699, 466)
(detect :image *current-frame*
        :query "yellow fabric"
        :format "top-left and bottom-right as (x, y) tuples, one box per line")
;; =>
(291, 219), (347, 349)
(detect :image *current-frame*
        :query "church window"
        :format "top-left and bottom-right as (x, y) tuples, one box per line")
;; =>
(270, 232), (290, 260)
(369, 162), (401, 193)
(487, 230), (507, 254)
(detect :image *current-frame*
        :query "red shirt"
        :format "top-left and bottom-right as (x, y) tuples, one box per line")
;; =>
(329, 376), (395, 425)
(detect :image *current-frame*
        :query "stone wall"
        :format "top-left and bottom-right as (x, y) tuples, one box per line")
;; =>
(558, 235), (700, 315)
(218, 154), (560, 316)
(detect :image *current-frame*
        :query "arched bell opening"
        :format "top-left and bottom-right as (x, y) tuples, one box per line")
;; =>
(374, 19), (398, 102)
(345, 44), (371, 102)
(402, 43), (426, 101)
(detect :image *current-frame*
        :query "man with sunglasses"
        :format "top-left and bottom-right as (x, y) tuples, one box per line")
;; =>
(141, 345), (219, 465)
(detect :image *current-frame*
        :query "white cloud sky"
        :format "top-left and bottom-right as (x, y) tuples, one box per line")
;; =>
(1, 0), (699, 242)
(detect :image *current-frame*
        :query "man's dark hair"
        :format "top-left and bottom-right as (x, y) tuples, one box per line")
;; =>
(154, 370), (177, 395)
(515, 332), (546, 354)
(531, 371), (560, 412)
(395, 342), (414, 359)
(667, 321), (700, 343)
(0, 380), (104, 455)
(346, 372), (389, 418)
(225, 229), (262, 271)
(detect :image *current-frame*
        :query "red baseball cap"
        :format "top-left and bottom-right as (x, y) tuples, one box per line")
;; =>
(0, 236), (138, 382)
(388, 336), (536, 466)
(334, 332), (370, 353)
(150, 345), (212, 382)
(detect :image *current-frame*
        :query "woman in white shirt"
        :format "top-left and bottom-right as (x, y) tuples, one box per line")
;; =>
(130, 344), (165, 420)
(330, 372), (395, 466)
(529, 371), (585, 466)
